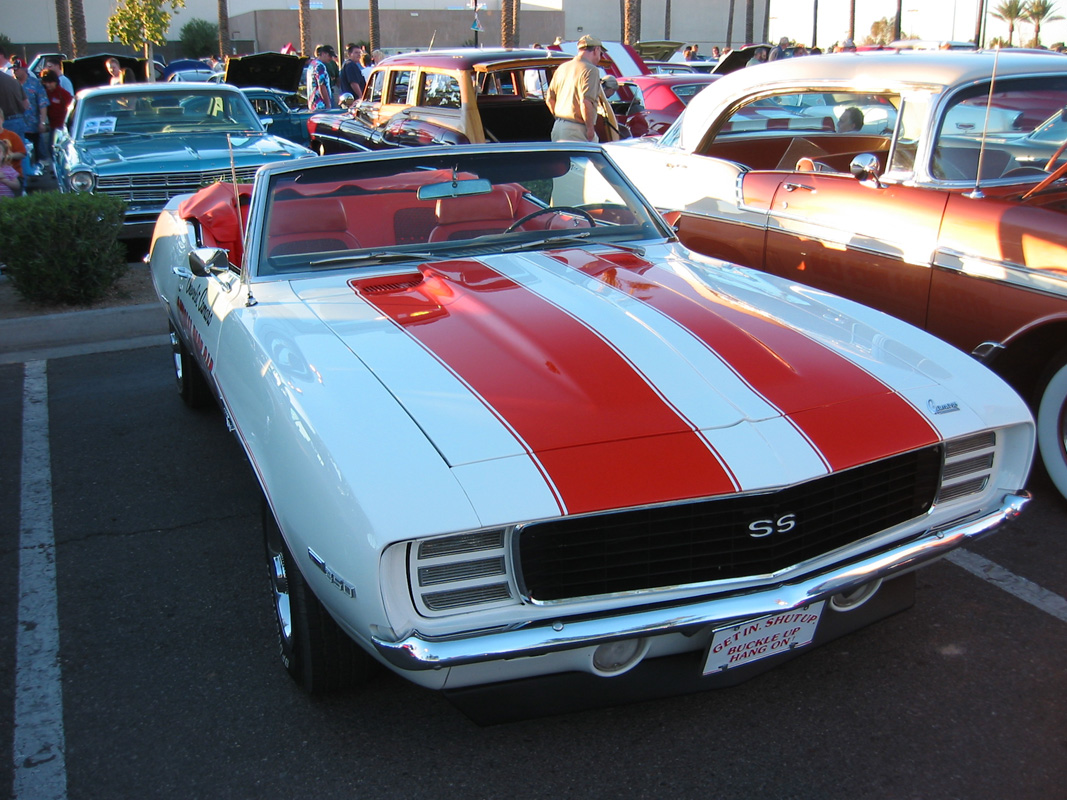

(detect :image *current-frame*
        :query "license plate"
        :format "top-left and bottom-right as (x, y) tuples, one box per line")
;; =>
(703, 602), (825, 675)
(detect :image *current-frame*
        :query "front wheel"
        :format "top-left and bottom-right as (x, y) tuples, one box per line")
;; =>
(1037, 358), (1067, 501)
(170, 324), (211, 408)
(263, 502), (373, 693)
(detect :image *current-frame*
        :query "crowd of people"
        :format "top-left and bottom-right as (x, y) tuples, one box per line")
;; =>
(0, 47), (73, 197)
(303, 42), (383, 111)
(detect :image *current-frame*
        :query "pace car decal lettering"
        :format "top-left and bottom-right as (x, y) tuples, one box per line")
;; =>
(176, 296), (215, 374)
(181, 280), (215, 327)
(351, 261), (737, 515)
(548, 249), (938, 470)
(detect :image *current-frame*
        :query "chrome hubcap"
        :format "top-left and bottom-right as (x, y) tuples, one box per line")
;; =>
(269, 551), (293, 644)
(169, 330), (183, 385)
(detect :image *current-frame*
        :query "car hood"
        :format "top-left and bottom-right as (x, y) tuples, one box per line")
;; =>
(289, 245), (974, 512)
(75, 132), (305, 170)
(223, 52), (305, 92)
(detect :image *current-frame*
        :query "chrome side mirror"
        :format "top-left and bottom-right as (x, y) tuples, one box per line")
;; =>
(339, 92), (356, 110)
(189, 247), (230, 277)
(850, 153), (883, 186)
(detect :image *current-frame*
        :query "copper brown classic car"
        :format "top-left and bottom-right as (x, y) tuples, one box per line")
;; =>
(607, 49), (1067, 502)
(307, 48), (624, 152)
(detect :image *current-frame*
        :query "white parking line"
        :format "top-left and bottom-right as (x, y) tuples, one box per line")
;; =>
(947, 549), (1067, 623)
(13, 360), (68, 800)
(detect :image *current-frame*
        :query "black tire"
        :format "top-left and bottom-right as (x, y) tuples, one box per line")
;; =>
(1037, 355), (1067, 502)
(169, 324), (212, 409)
(262, 502), (373, 693)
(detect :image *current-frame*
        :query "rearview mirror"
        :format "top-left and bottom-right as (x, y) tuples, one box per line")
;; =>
(417, 178), (492, 201)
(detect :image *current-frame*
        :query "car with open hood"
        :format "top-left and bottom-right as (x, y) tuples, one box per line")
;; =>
(307, 48), (624, 154)
(216, 51), (344, 146)
(606, 49), (1067, 502)
(148, 143), (1033, 721)
(53, 82), (314, 239)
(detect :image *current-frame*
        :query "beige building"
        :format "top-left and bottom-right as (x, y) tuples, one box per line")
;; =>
(5, 1), (770, 60)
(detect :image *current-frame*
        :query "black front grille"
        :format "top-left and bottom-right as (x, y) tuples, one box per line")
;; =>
(518, 446), (943, 602)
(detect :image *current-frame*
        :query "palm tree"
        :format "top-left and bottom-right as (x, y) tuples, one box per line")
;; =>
(69, 0), (87, 57)
(54, 0), (73, 55)
(217, 0), (230, 59)
(664, 0), (671, 39)
(624, 0), (640, 44)
(298, 0), (310, 56)
(369, 0), (380, 54)
(745, 0), (754, 45)
(992, 0), (1026, 45)
(1023, 0), (1063, 47)
(511, 0), (520, 47)
(974, 0), (987, 45)
(848, 0), (856, 39)
(501, 0), (513, 47)
(726, 0), (735, 48)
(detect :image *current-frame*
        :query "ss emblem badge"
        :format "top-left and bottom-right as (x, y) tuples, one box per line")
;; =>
(747, 513), (797, 539)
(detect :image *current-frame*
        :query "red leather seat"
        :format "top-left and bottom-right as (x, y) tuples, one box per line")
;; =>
(428, 189), (516, 242)
(268, 198), (360, 256)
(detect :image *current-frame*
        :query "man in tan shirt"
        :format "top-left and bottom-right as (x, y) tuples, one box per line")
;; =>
(545, 35), (604, 142)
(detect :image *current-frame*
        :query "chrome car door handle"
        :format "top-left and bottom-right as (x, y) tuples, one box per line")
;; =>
(784, 182), (815, 192)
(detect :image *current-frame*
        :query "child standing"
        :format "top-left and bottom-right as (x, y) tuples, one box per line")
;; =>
(0, 139), (20, 198)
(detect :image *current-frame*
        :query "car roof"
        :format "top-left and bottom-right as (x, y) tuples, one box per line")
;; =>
(626, 73), (720, 87)
(75, 82), (246, 99)
(678, 49), (1067, 148)
(377, 48), (567, 70)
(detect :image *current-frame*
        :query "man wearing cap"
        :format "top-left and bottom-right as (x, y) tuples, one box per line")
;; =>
(545, 35), (604, 142)
(307, 45), (333, 111)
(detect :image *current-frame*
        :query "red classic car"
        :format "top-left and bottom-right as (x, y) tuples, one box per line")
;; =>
(307, 48), (624, 153)
(606, 50), (1067, 500)
(615, 73), (721, 137)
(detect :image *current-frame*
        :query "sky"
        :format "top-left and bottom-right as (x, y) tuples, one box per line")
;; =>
(767, 0), (1067, 49)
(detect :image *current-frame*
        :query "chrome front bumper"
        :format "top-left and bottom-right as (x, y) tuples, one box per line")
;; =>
(372, 492), (1030, 671)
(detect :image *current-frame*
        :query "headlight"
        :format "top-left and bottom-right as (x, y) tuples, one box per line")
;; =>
(68, 170), (95, 193)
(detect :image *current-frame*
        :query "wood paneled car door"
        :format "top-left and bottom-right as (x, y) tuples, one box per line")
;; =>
(754, 171), (950, 329)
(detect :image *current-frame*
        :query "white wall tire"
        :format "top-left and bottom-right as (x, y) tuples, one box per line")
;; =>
(1037, 359), (1067, 502)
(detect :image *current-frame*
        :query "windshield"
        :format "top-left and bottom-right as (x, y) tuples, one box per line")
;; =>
(257, 149), (665, 276)
(75, 89), (262, 137)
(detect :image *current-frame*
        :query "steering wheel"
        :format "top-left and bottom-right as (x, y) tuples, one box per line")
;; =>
(504, 206), (596, 233)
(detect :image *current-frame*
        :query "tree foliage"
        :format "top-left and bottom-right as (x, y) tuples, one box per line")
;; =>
(107, 0), (186, 57)
(1023, 0), (1063, 47)
(180, 17), (218, 58)
(993, 0), (1027, 45)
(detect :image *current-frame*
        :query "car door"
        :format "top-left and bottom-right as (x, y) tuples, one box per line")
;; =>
(173, 257), (245, 384)
(755, 171), (949, 329)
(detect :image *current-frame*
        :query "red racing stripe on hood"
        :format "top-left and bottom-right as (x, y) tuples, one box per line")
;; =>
(549, 249), (938, 470)
(351, 261), (737, 515)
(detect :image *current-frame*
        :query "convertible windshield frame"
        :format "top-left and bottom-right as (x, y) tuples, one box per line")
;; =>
(248, 146), (672, 279)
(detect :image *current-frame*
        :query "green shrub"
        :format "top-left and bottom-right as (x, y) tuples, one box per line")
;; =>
(0, 192), (128, 305)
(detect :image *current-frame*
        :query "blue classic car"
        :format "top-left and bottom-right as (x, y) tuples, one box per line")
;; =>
(53, 83), (315, 238)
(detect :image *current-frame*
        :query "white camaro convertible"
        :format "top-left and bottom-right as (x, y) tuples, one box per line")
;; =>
(149, 144), (1034, 721)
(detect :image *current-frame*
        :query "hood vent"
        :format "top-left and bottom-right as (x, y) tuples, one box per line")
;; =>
(352, 274), (425, 294)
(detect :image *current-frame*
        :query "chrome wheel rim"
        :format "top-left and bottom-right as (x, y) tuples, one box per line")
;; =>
(169, 329), (184, 386)
(269, 551), (293, 645)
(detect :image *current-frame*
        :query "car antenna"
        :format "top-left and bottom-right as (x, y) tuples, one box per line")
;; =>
(227, 133), (256, 306)
(967, 45), (1001, 200)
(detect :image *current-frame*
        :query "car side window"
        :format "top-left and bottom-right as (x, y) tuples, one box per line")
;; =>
(367, 70), (385, 103)
(420, 72), (461, 109)
(387, 70), (414, 105)
(931, 76), (1067, 182)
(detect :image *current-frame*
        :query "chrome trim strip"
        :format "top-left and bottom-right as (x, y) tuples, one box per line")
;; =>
(372, 492), (1029, 670)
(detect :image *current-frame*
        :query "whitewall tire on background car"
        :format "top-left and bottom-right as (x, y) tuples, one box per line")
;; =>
(1037, 356), (1067, 500)
(262, 502), (373, 693)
